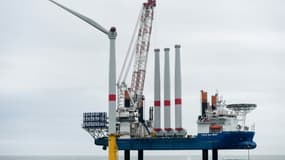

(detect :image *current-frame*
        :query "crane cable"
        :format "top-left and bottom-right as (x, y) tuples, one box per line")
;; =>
(122, 7), (143, 84)
(117, 7), (143, 84)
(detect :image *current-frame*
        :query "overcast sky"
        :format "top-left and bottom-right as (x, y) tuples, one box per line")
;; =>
(0, 0), (285, 156)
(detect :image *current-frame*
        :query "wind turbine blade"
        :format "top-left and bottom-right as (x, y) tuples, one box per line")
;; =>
(49, 0), (109, 35)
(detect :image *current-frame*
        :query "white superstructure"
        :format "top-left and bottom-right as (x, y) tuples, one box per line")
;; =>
(197, 92), (256, 134)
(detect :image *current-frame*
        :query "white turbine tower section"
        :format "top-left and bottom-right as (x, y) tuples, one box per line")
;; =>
(154, 49), (162, 132)
(48, 0), (118, 159)
(174, 45), (187, 136)
(163, 48), (173, 135)
(48, 0), (118, 148)
(174, 45), (182, 131)
(108, 30), (117, 135)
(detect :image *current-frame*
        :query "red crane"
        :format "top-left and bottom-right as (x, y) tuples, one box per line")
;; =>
(117, 0), (156, 137)
(118, 0), (156, 107)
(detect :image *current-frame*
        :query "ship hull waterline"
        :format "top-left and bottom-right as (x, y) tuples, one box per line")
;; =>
(95, 131), (256, 150)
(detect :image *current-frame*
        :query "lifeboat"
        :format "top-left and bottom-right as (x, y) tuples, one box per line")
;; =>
(210, 125), (222, 130)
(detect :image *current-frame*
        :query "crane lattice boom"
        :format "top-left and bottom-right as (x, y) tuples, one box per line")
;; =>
(117, 0), (156, 110)
(131, 1), (155, 97)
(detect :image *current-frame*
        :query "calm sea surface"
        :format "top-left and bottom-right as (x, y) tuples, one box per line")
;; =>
(0, 155), (284, 160)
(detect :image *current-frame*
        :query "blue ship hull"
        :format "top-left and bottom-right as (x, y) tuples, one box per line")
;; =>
(95, 131), (256, 150)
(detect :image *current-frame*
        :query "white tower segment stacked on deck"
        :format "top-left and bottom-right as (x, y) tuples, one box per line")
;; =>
(163, 48), (173, 134)
(174, 45), (187, 136)
(174, 45), (182, 131)
(154, 49), (162, 132)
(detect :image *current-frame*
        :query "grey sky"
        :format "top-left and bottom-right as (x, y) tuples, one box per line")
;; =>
(0, 0), (285, 156)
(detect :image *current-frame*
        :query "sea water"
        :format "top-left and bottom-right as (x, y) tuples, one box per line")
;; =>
(0, 155), (284, 160)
